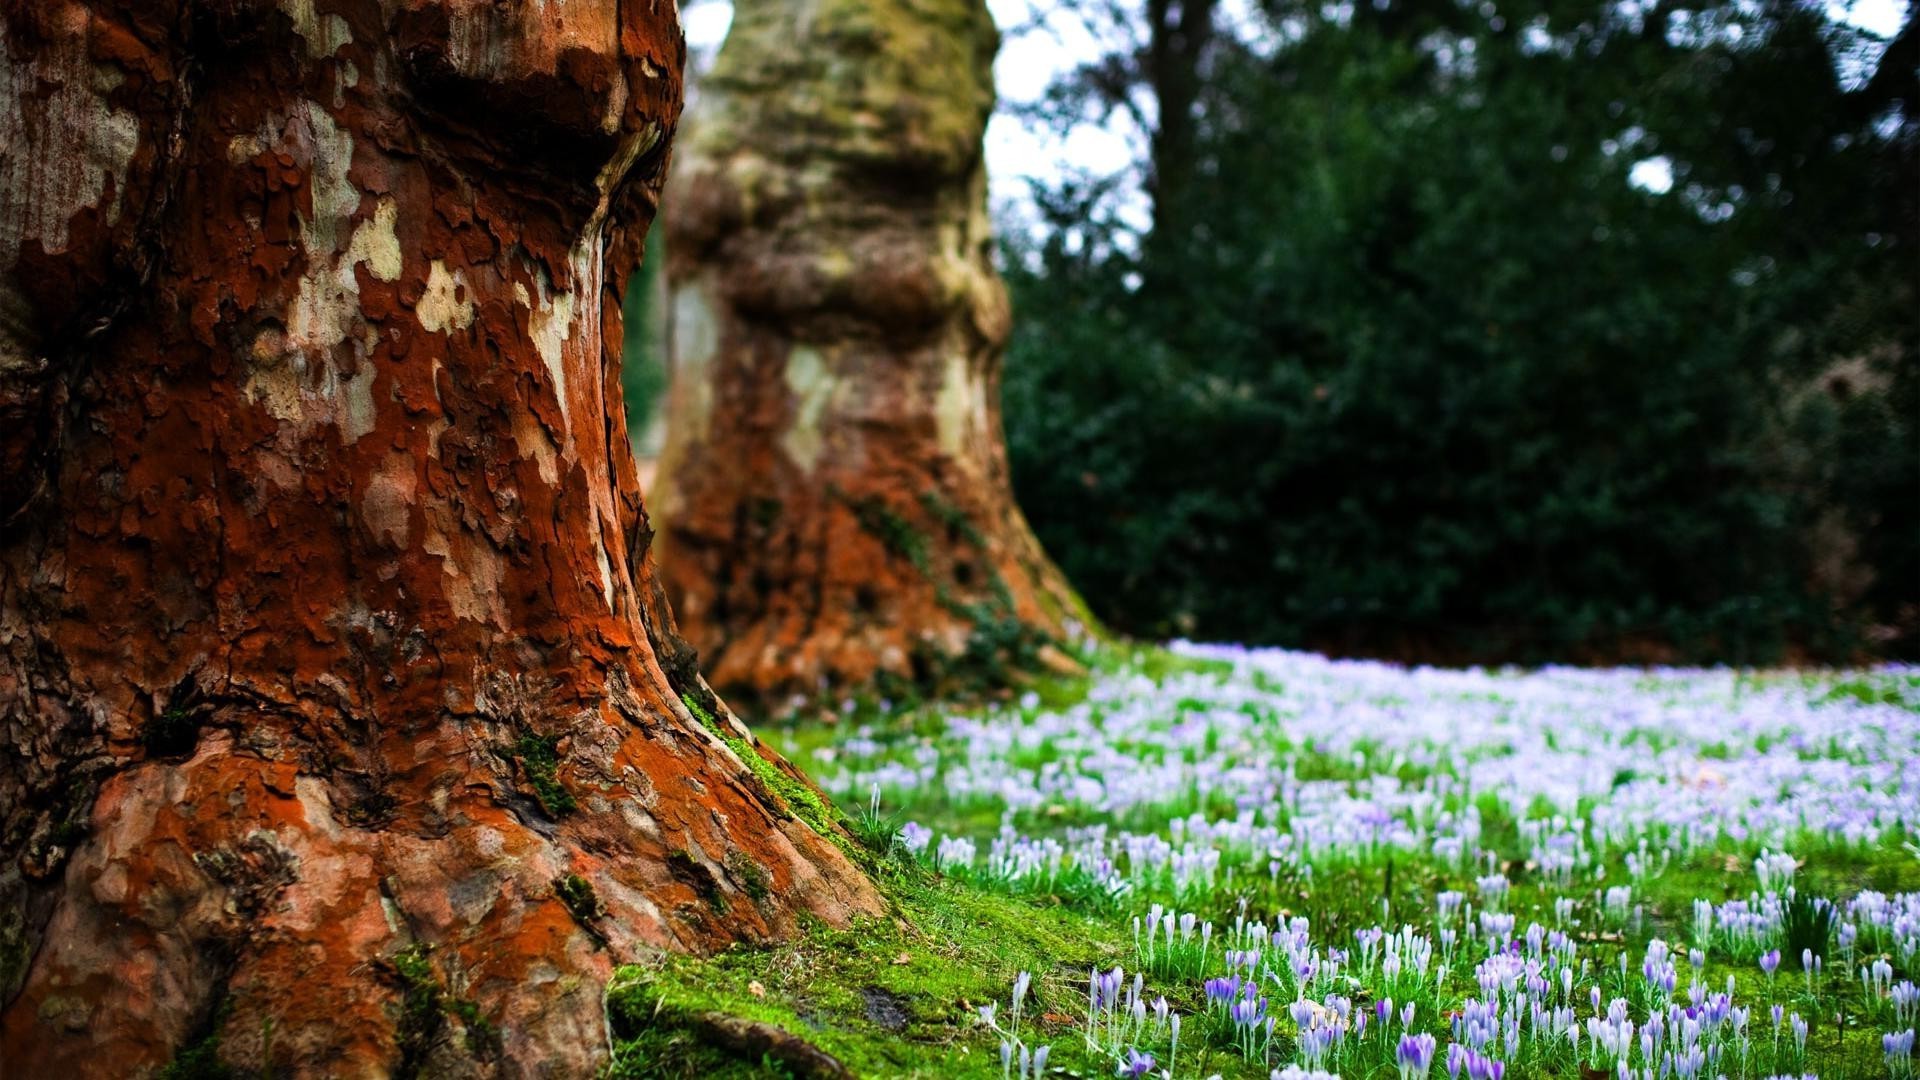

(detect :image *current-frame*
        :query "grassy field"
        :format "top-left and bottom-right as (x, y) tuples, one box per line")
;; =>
(607, 647), (1920, 1079)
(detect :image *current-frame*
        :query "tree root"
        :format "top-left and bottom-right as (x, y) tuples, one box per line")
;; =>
(690, 1012), (855, 1079)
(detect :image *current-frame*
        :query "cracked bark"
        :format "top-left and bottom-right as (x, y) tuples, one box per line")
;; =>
(653, 0), (1088, 707)
(0, 2), (882, 1075)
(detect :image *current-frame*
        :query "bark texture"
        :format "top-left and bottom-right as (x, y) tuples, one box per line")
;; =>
(0, 2), (881, 1075)
(654, 0), (1087, 707)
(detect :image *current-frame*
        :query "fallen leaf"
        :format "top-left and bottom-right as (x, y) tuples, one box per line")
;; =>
(748, 981), (765, 997)
(893, 952), (911, 965)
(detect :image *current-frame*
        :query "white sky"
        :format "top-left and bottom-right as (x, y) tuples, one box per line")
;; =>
(685, 0), (1910, 217)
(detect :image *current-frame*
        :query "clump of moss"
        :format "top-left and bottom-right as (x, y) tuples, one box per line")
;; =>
(840, 488), (1068, 699)
(390, 944), (446, 1079)
(682, 693), (839, 839)
(387, 943), (497, 1073)
(555, 873), (606, 925)
(513, 733), (577, 817)
(725, 851), (772, 902)
(603, 870), (1129, 1079)
(446, 997), (501, 1058)
(158, 1027), (234, 1080)
(845, 494), (930, 574)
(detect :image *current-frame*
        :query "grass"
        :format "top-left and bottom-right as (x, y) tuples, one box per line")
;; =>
(608, 645), (1920, 1078)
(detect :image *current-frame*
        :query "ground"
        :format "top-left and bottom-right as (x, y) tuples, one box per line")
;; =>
(605, 646), (1920, 1078)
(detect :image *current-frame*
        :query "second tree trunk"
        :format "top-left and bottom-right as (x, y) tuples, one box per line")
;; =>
(655, 0), (1088, 707)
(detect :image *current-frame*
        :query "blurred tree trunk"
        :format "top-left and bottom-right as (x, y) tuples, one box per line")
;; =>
(654, 0), (1090, 707)
(1142, 0), (1217, 258)
(0, 2), (880, 1075)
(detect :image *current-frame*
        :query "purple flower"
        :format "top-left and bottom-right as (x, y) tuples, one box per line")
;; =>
(1116, 1048), (1156, 1077)
(1396, 1032), (1437, 1078)
(1760, 949), (1780, 976)
(1204, 975), (1242, 1008)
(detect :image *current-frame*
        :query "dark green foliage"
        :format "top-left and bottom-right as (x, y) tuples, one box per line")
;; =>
(1002, 0), (1917, 662)
(1784, 892), (1837, 968)
(513, 733), (577, 817)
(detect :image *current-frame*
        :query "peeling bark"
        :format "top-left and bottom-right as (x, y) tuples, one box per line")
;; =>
(654, 0), (1088, 707)
(0, 2), (881, 1075)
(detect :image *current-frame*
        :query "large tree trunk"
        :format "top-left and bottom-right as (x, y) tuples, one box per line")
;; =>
(653, 0), (1087, 707)
(0, 2), (881, 1076)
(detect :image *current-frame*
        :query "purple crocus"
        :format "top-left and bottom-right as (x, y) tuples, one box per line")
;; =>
(1116, 1048), (1155, 1077)
(1396, 1032), (1438, 1078)
(1760, 949), (1781, 977)
(1204, 975), (1242, 1009)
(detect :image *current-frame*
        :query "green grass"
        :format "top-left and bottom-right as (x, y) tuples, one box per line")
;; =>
(610, 648), (1920, 1079)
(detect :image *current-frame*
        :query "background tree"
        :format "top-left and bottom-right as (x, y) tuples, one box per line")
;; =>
(653, 0), (1089, 708)
(1002, 0), (1917, 661)
(0, 2), (879, 1074)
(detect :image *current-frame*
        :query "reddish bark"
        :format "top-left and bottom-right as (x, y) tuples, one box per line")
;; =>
(0, 2), (881, 1075)
(652, 0), (1088, 708)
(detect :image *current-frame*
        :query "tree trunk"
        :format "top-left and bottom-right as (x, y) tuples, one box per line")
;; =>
(0, 3), (881, 1076)
(653, 0), (1088, 708)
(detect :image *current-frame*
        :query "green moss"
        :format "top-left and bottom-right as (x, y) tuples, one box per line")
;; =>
(157, 995), (235, 1080)
(683, 694), (840, 840)
(446, 997), (501, 1059)
(157, 1032), (233, 1080)
(846, 494), (930, 574)
(386, 943), (497, 1074)
(604, 870), (1129, 1079)
(725, 851), (773, 902)
(0, 931), (26, 1003)
(390, 944), (445, 1079)
(555, 873), (606, 924)
(513, 733), (577, 817)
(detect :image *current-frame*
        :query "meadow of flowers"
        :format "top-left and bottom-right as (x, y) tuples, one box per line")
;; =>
(783, 646), (1920, 1079)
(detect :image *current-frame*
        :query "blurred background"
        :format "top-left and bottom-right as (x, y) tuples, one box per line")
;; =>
(627, 0), (1916, 666)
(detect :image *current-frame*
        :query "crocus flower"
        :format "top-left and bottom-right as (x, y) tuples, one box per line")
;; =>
(1397, 1031), (1438, 1078)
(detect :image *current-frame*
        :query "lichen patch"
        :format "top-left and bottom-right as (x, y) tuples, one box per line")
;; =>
(417, 260), (474, 334)
(781, 346), (836, 474)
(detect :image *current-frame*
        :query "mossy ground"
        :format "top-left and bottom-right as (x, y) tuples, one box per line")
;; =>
(605, 866), (1136, 1078)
